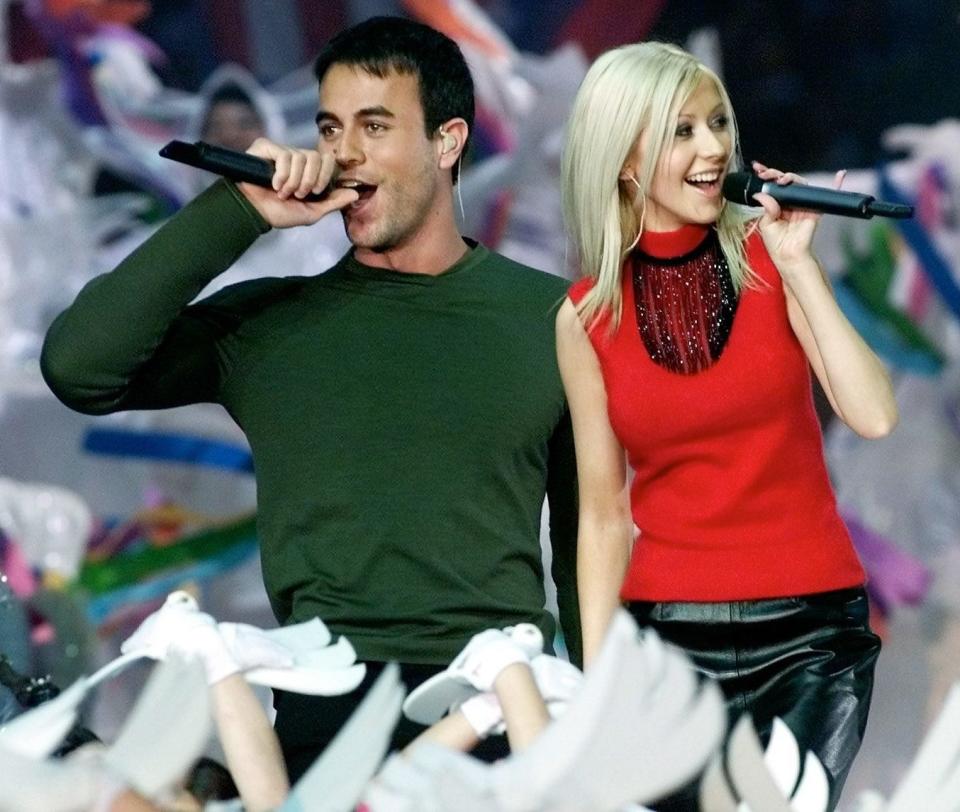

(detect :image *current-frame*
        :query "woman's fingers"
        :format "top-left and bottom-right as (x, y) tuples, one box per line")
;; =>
(752, 191), (782, 223)
(751, 161), (810, 186)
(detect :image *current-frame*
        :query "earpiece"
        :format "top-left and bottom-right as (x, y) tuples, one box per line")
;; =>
(439, 128), (456, 154)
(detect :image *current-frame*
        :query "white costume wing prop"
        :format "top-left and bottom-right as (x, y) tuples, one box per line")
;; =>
(0, 678), (89, 759)
(403, 624), (544, 725)
(366, 610), (718, 812)
(102, 654), (211, 800)
(364, 743), (497, 812)
(243, 631), (366, 696)
(883, 681), (960, 811)
(700, 754), (740, 812)
(0, 746), (100, 812)
(699, 715), (829, 812)
(121, 592), (366, 695)
(724, 716), (795, 812)
(0, 656), (208, 811)
(489, 610), (726, 811)
(281, 662), (405, 812)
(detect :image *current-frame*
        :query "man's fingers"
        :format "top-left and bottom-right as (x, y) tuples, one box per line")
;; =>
(296, 151), (323, 199)
(313, 152), (338, 196)
(271, 151), (292, 192)
(317, 187), (359, 215)
(833, 169), (848, 190)
(279, 151), (308, 199)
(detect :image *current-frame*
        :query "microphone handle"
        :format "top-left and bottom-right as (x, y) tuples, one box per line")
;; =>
(759, 180), (875, 219)
(159, 140), (327, 202)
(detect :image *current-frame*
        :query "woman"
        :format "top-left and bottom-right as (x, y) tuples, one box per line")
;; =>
(557, 42), (897, 809)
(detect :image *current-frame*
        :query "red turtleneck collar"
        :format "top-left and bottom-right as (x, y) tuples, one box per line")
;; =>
(636, 223), (711, 259)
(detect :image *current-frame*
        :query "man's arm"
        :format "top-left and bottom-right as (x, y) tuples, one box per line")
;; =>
(546, 408), (582, 668)
(40, 181), (269, 414)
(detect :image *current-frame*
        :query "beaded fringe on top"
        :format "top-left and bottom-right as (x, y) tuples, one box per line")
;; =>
(629, 229), (738, 375)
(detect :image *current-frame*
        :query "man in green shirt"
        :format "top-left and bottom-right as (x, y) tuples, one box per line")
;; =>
(41, 16), (578, 779)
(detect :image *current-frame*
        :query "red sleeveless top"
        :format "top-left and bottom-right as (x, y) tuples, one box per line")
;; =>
(569, 224), (864, 601)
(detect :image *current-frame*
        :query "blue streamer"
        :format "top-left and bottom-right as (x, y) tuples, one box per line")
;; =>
(85, 538), (258, 624)
(834, 281), (941, 375)
(878, 168), (960, 321)
(84, 428), (254, 474)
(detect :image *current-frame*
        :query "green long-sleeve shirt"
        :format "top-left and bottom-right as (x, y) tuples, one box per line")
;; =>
(42, 180), (580, 665)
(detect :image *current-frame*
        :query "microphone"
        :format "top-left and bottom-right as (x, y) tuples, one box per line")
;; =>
(159, 140), (327, 201)
(722, 171), (913, 219)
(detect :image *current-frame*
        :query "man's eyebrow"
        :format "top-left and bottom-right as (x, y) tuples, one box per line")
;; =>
(315, 106), (396, 127)
(356, 106), (395, 118)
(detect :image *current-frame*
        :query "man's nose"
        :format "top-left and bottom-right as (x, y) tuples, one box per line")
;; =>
(335, 128), (364, 166)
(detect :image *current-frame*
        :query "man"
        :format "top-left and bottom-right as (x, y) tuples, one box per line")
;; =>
(41, 16), (578, 780)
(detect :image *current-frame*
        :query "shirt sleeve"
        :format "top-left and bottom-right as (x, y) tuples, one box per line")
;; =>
(546, 407), (582, 668)
(40, 181), (270, 415)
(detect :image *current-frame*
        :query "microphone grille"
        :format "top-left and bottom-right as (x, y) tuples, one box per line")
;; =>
(721, 172), (761, 205)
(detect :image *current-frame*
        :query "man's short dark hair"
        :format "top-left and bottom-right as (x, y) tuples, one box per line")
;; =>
(313, 16), (474, 180)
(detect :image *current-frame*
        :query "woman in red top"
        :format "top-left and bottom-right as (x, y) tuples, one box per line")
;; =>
(557, 42), (898, 809)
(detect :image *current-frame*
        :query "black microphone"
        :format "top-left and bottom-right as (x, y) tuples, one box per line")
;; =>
(722, 171), (913, 220)
(159, 140), (328, 201)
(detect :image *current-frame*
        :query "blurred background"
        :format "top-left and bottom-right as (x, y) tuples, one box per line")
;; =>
(1, 0), (959, 807)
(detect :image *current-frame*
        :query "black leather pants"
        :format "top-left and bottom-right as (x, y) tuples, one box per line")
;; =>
(628, 588), (881, 811)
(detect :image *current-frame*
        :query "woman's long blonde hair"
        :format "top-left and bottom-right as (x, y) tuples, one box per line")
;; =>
(561, 41), (756, 330)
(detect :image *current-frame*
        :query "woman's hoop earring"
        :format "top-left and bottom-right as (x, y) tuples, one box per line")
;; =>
(625, 175), (646, 253)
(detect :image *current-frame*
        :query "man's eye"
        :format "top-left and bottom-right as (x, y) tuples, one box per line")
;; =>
(318, 124), (338, 138)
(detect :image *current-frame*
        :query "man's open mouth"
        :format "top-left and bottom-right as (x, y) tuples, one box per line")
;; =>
(336, 179), (378, 207)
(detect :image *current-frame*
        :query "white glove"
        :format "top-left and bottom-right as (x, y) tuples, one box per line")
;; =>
(218, 622), (295, 673)
(120, 591), (210, 660)
(121, 592), (238, 685)
(458, 692), (504, 738)
(456, 654), (583, 738)
(121, 592), (362, 693)
(403, 623), (544, 726)
(446, 629), (531, 693)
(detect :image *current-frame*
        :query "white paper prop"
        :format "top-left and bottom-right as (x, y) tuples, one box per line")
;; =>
(699, 715), (829, 812)
(844, 682), (960, 812)
(280, 662), (405, 812)
(120, 590), (366, 694)
(490, 612), (725, 811)
(101, 654), (211, 799)
(369, 609), (725, 812)
(0, 655), (209, 811)
(0, 677), (89, 758)
(403, 623), (545, 725)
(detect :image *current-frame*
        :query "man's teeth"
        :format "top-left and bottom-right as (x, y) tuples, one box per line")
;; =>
(687, 172), (719, 184)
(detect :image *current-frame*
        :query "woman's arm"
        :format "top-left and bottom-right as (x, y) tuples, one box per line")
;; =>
(210, 675), (289, 812)
(781, 258), (897, 438)
(751, 162), (898, 439)
(556, 299), (634, 668)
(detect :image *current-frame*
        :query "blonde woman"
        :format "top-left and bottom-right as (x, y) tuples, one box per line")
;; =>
(558, 42), (897, 809)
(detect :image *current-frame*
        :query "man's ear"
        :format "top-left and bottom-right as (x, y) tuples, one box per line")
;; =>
(437, 118), (468, 169)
